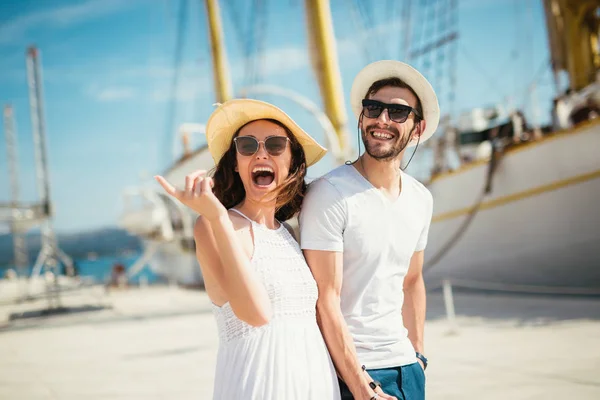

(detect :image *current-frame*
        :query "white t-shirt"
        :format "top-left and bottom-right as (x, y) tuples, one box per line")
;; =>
(299, 164), (433, 369)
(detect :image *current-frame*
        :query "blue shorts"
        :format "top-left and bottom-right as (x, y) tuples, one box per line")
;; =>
(339, 362), (426, 400)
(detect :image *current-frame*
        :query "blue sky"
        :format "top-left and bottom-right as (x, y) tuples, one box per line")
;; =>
(0, 0), (557, 233)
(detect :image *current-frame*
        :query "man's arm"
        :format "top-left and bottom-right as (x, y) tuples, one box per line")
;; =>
(300, 178), (396, 399)
(402, 250), (426, 366)
(304, 250), (396, 400)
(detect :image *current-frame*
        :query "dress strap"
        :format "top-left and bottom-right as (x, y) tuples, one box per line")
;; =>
(229, 208), (254, 223)
(229, 208), (284, 232)
(229, 208), (258, 258)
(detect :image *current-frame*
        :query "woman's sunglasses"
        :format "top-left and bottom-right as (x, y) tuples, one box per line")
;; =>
(362, 99), (422, 123)
(233, 135), (290, 157)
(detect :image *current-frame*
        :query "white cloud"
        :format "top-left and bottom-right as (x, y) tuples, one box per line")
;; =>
(247, 46), (310, 77)
(148, 70), (212, 102)
(93, 86), (137, 102)
(151, 85), (202, 103)
(0, 0), (140, 44)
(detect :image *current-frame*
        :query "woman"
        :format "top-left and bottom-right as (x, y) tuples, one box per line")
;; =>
(155, 99), (341, 399)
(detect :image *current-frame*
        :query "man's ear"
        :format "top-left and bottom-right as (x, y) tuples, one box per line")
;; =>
(411, 119), (427, 142)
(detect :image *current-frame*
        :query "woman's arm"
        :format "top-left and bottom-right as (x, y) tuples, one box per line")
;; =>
(155, 171), (272, 327)
(194, 214), (272, 326)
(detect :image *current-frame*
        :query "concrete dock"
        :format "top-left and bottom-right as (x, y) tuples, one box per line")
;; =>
(1, 285), (599, 399)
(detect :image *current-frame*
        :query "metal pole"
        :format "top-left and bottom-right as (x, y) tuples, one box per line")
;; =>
(442, 279), (458, 334)
(3, 105), (29, 299)
(25, 46), (74, 307)
(26, 47), (53, 217)
(26, 46), (58, 306)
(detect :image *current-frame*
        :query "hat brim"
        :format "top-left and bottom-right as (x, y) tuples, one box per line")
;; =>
(205, 99), (327, 167)
(350, 60), (440, 147)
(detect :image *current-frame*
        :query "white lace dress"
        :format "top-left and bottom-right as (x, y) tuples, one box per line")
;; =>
(210, 209), (341, 399)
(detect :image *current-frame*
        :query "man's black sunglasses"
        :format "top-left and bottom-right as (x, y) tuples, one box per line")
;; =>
(361, 99), (422, 123)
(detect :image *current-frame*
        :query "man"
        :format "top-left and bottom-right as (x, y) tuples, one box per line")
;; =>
(299, 60), (439, 400)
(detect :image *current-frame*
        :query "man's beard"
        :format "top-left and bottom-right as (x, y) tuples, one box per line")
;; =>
(361, 123), (414, 161)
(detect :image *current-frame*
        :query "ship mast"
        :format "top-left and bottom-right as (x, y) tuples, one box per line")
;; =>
(305, 0), (351, 163)
(204, 0), (233, 103)
(543, 0), (600, 91)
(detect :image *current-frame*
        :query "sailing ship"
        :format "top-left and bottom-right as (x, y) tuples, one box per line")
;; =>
(424, 0), (600, 290)
(119, 0), (600, 291)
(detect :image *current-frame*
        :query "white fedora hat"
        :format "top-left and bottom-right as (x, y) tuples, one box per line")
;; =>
(206, 98), (327, 167)
(350, 60), (440, 146)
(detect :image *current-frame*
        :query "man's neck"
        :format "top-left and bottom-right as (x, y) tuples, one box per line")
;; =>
(358, 153), (404, 199)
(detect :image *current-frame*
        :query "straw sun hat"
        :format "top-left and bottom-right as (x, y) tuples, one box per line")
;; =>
(205, 99), (327, 166)
(350, 60), (440, 146)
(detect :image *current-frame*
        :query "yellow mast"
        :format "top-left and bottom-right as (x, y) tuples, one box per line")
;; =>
(305, 0), (351, 162)
(204, 0), (232, 103)
(543, 0), (600, 91)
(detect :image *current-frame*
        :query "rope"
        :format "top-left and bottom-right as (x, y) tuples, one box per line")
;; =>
(447, 0), (458, 115)
(518, 58), (552, 108)
(224, 0), (257, 88)
(459, 44), (506, 97)
(252, 0), (268, 87)
(386, 0), (396, 58)
(423, 190), (485, 274)
(347, 0), (372, 62)
(245, 0), (258, 87)
(423, 137), (504, 274)
(193, 0), (209, 125)
(224, 0), (247, 55)
(400, 0), (413, 60)
(162, 0), (188, 167)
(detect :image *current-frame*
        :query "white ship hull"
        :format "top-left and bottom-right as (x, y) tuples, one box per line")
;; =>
(119, 146), (214, 287)
(424, 120), (600, 289)
(143, 239), (201, 287)
(122, 121), (600, 290)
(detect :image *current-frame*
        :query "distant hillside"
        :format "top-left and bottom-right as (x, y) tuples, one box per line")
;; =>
(0, 228), (142, 266)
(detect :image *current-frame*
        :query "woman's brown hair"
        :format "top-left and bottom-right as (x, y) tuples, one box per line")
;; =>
(211, 119), (307, 221)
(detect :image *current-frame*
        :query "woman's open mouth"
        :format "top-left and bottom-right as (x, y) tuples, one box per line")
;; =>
(252, 166), (275, 187)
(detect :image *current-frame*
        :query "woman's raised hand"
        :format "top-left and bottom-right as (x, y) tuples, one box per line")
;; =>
(154, 170), (227, 221)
